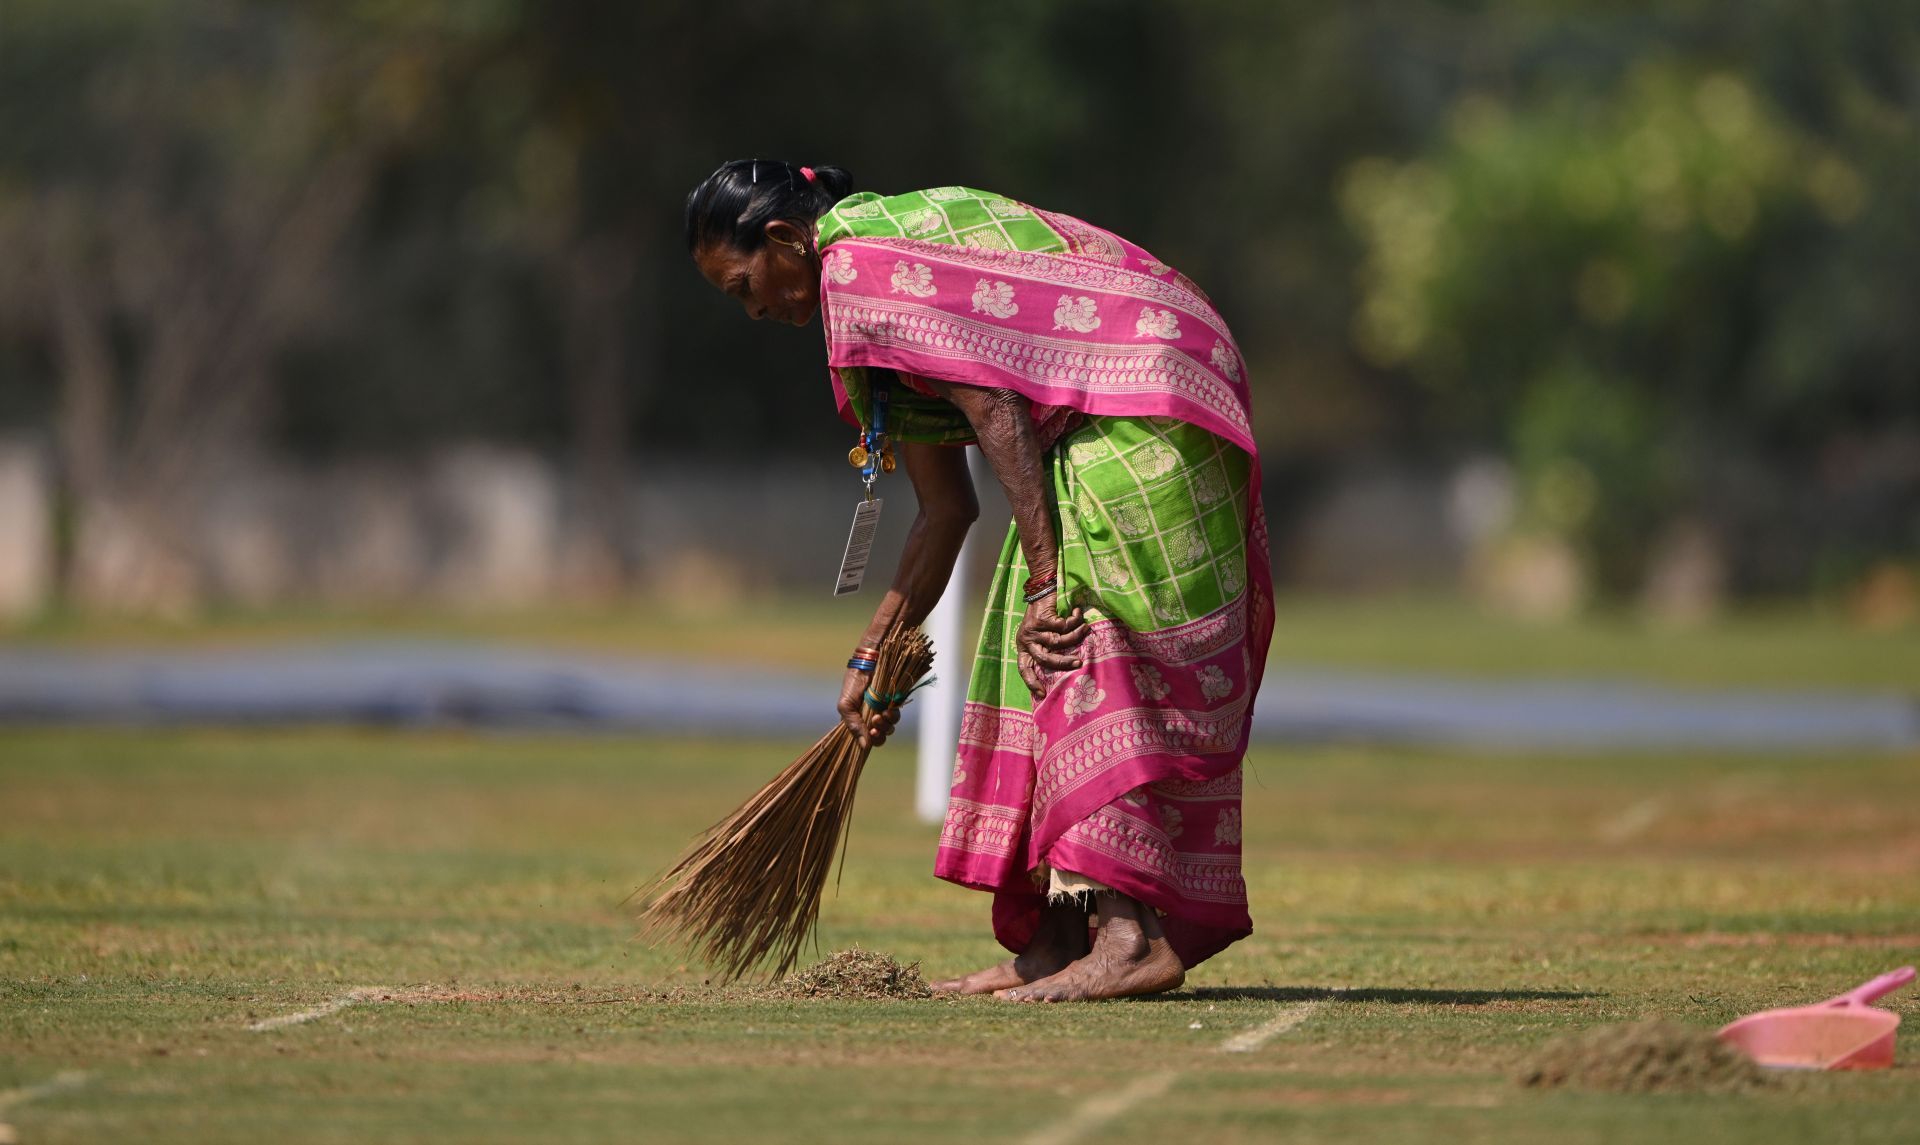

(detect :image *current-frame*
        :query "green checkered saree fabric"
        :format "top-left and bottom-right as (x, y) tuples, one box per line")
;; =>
(969, 416), (1253, 715)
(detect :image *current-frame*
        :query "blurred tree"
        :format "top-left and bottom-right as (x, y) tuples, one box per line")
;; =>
(1341, 43), (1917, 595)
(0, 0), (1912, 607)
(6, 7), (423, 608)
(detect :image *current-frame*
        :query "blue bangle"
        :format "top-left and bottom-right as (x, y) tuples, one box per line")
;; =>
(847, 657), (878, 671)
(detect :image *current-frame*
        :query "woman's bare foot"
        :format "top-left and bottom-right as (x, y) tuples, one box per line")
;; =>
(996, 892), (1184, 1002)
(929, 901), (1090, 995)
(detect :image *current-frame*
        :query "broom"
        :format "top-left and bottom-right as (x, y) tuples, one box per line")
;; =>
(633, 625), (936, 980)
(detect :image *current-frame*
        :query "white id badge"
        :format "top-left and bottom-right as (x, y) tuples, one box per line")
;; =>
(833, 498), (884, 596)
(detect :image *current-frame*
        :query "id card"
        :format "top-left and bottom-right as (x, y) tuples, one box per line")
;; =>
(833, 498), (883, 596)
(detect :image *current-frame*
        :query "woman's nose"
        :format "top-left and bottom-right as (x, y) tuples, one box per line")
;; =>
(745, 299), (766, 321)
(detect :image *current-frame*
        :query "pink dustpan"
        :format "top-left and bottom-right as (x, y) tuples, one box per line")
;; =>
(1717, 966), (1914, 1070)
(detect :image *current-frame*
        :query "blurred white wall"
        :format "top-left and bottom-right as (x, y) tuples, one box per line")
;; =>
(0, 443), (1621, 615)
(0, 439), (53, 618)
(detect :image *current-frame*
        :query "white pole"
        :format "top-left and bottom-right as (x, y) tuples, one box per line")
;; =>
(915, 447), (983, 823)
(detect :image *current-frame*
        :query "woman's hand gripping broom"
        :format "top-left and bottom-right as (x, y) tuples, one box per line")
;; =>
(632, 626), (936, 980)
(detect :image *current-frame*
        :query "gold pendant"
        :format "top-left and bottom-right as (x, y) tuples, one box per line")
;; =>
(847, 444), (870, 468)
(880, 446), (897, 473)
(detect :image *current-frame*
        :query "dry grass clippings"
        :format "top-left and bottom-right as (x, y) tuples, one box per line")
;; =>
(769, 949), (933, 1001)
(1517, 1020), (1775, 1094)
(632, 626), (936, 980)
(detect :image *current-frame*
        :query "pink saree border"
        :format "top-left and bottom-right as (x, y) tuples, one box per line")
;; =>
(1074, 594), (1248, 667)
(827, 300), (1251, 447)
(818, 232), (1256, 456)
(957, 702), (1035, 753)
(1057, 803), (1248, 907)
(837, 233), (1237, 346)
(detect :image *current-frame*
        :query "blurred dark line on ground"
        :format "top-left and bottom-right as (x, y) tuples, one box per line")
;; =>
(1, 643), (1911, 750)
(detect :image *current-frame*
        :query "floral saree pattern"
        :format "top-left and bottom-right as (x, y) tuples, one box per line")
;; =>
(816, 189), (1272, 968)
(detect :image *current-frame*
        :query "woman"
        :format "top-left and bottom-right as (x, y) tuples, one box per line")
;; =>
(686, 160), (1271, 1002)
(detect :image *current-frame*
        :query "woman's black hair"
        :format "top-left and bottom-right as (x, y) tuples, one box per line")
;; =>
(684, 159), (854, 254)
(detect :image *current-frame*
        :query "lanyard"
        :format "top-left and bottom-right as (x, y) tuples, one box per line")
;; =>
(833, 377), (890, 596)
(853, 377), (891, 501)
(864, 378), (889, 499)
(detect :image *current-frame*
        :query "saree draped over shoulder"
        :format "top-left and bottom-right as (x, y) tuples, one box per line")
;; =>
(816, 188), (1272, 968)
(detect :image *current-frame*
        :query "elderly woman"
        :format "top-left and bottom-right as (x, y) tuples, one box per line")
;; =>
(686, 160), (1271, 1002)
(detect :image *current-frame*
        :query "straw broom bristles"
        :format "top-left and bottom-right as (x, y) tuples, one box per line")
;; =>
(633, 625), (936, 980)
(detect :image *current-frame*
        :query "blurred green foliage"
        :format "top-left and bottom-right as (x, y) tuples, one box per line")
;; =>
(0, 0), (1914, 597)
(1343, 53), (1918, 592)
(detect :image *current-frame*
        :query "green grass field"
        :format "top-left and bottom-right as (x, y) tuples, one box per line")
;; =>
(15, 593), (1919, 689)
(4, 725), (1918, 1143)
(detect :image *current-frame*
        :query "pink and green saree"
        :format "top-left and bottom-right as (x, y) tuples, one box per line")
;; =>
(816, 188), (1272, 968)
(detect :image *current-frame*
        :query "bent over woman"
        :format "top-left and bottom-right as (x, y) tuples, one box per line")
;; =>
(686, 160), (1271, 1002)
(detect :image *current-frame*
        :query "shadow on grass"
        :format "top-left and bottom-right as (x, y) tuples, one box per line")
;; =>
(1155, 986), (1603, 1005)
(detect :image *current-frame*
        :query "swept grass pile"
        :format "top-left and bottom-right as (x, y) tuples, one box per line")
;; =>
(633, 626), (935, 980)
(1518, 1020), (1774, 1094)
(769, 949), (933, 1001)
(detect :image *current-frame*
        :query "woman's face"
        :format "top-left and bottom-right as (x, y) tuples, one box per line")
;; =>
(694, 219), (819, 327)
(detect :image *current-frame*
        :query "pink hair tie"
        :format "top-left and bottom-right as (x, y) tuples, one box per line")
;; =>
(800, 166), (817, 183)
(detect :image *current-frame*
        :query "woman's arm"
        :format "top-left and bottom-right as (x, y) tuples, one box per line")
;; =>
(920, 380), (1089, 699)
(933, 386), (1058, 586)
(838, 441), (978, 747)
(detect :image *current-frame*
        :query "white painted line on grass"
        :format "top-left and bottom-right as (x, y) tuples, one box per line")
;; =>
(247, 988), (386, 1032)
(1023, 1070), (1177, 1145)
(1023, 1001), (1322, 1145)
(0, 1070), (91, 1114)
(1217, 1001), (1323, 1053)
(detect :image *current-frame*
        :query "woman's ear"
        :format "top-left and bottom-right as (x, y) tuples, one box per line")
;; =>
(765, 218), (810, 253)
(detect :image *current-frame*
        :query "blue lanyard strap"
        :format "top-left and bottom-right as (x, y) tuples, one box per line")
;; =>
(861, 379), (890, 495)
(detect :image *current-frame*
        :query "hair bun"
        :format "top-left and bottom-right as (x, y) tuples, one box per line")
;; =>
(807, 164), (854, 202)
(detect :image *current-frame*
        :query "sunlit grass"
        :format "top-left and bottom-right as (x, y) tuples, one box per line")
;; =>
(3, 727), (1917, 1143)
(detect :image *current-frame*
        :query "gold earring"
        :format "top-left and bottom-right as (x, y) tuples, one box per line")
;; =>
(786, 240), (807, 257)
